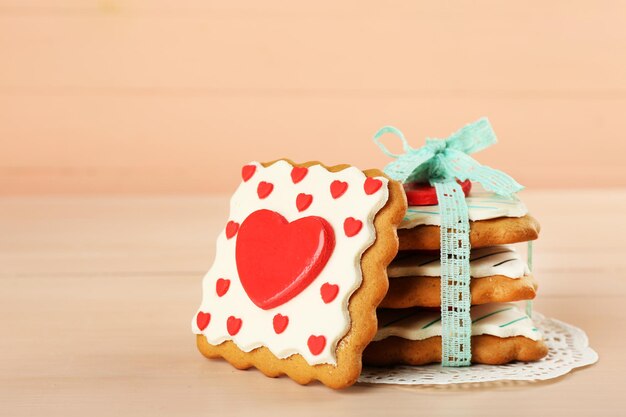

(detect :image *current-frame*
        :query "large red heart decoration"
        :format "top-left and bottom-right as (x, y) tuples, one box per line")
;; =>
(235, 209), (335, 310)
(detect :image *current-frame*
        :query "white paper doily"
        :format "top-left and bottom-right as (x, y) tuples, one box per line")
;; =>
(358, 312), (598, 385)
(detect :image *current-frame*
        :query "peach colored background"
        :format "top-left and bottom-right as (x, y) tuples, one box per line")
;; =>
(1, 0), (625, 194)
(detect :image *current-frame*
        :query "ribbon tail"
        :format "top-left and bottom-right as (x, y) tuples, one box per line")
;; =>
(468, 165), (524, 196)
(448, 152), (524, 196)
(526, 241), (534, 319)
(383, 148), (435, 183)
(434, 181), (472, 367)
(445, 117), (497, 155)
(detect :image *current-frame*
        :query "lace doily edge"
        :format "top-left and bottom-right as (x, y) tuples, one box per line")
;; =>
(357, 314), (599, 385)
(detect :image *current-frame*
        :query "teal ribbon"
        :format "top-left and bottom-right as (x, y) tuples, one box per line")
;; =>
(373, 117), (523, 196)
(373, 118), (524, 367)
(435, 181), (472, 366)
(526, 241), (534, 319)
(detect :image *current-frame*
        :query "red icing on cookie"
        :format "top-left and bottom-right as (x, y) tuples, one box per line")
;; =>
(343, 217), (363, 237)
(227, 316), (242, 336)
(296, 193), (313, 212)
(225, 221), (239, 239)
(273, 314), (289, 334)
(235, 209), (335, 310)
(307, 335), (326, 355)
(330, 180), (348, 199)
(216, 278), (230, 297)
(257, 181), (274, 199)
(364, 178), (383, 195)
(241, 165), (256, 182)
(196, 312), (211, 331)
(291, 167), (308, 184)
(404, 179), (472, 206)
(320, 283), (339, 304)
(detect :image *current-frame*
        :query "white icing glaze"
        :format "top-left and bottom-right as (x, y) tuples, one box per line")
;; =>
(388, 245), (529, 279)
(400, 185), (528, 229)
(192, 160), (389, 365)
(373, 303), (542, 342)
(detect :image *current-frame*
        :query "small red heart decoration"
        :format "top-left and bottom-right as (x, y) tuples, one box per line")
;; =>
(330, 180), (348, 199)
(273, 314), (289, 334)
(257, 182), (274, 199)
(241, 165), (256, 182)
(196, 312), (211, 331)
(364, 178), (383, 195)
(216, 278), (230, 297)
(320, 283), (339, 304)
(307, 335), (326, 355)
(291, 167), (308, 184)
(343, 217), (363, 237)
(225, 221), (239, 239)
(296, 193), (313, 212)
(236, 210), (335, 310)
(227, 316), (242, 336)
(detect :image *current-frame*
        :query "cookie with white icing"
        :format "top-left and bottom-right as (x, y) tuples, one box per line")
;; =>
(381, 246), (537, 308)
(398, 187), (540, 250)
(193, 160), (407, 389)
(363, 303), (548, 365)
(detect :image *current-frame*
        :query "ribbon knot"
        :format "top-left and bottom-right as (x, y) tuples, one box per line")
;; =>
(373, 117), (523, 197)
(425, 138), (447, 154)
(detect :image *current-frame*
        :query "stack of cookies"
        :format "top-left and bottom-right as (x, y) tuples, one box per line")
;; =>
(363, 185), (549, 366)
(192, 158), (548, 389)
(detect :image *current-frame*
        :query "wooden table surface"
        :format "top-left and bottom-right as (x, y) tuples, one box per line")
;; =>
(1, 190), (624, 416)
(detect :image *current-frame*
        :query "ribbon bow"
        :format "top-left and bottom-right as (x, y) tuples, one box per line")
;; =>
(373, 117), (523, 196)
(373, 117), (525, 367)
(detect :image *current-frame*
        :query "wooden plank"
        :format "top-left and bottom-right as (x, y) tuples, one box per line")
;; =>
(2, 193), (625, 298)
(0, 275), (617, 416)
(0, 196), (225, 274)
(0, 2), (625, 92)
(0, 194), (620, 415)
(1, 1), (625, 193)
(1, 94), (625, 193)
